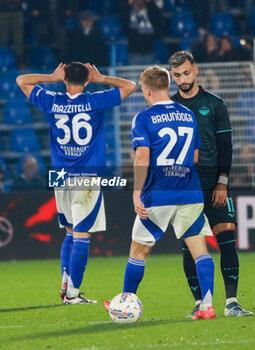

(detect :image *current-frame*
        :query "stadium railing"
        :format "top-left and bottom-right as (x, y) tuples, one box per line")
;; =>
(0, 62), (255, 190)
(115, 62), (255, 189)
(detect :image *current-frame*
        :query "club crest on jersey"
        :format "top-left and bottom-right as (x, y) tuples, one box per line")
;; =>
(199, 106), (210, 116)
(48, 168), (67, 188)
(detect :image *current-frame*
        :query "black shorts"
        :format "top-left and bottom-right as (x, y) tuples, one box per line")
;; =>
(203, 190), (237, 228)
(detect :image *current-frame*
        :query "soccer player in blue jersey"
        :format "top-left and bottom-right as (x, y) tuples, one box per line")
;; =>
(105, 65), (216, 320)
(16, 62), (136, 304)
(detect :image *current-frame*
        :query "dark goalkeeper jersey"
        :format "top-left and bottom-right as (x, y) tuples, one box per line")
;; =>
(171, 86), (232, 190)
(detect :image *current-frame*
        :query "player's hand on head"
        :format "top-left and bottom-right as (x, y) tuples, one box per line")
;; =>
(51, 63), (66, 82)
(85, 63), (102, 84)
(212, 183), (228, 208)
(133, 194), (149, 220)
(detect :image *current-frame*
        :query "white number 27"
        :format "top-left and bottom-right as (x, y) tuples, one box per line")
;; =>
(157, 127), (193, 166)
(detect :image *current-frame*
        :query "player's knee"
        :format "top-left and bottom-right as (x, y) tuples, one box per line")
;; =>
(66, 226), (73, 234)
(216, 230), (236, 251)
(213, 223), (236, 235)
(73, 232), (91, 239)
(181, 239), (192, 258)
(130, 240), (152, 260)
(184, 235), (208, 260)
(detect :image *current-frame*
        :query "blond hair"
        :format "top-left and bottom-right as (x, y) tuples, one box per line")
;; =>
(139, 65), (170, 90)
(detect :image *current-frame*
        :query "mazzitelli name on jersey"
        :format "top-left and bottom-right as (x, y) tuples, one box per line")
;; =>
(52, 103), (92, 114)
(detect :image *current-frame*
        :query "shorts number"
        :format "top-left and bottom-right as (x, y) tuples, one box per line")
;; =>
(157, 127), (193, 166)
(55, 113), (92, 146)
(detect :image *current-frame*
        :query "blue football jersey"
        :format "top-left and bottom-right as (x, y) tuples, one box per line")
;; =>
(132, 100), (204, 206)
(29, 86), (121, 175)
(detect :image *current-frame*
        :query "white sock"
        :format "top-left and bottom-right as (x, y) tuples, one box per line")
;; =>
(200, 303), (212, 311)
(67, 277), (79, 298)
(62, 270), (69, 286)
(195, 300), (201, 306)
(226, 297), (237, 306)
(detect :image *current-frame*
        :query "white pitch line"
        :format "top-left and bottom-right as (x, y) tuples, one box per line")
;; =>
(88, 321), (113, 325)
(0, 325), (23, 329)
(74, 340), (251, 350)
(147, 340), (250, 347)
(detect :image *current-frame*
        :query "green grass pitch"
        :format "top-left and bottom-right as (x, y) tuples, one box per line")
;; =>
(0, 253), (254, 350)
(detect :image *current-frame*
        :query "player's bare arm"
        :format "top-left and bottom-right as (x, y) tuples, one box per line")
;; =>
(85, 63), (136, 100)
(212, 177), (228, 208)
(193, 149), (199, 164)
(16, 63), (66, 98)
(133, 146), (150, 220)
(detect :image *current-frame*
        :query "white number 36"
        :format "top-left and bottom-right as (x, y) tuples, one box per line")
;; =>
(54, 113), (92, 146)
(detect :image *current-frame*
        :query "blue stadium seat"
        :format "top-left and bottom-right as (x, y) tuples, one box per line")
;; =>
(249, 12), (255, 35)
(115, 41), (128, 66)
(104, 110), (113, 122)
(88, 0), (117, 15)
(231, 37), (242, 47)
(0, 75), (24, 99)
(108, 40), (128, 66)
(154, 40), (169, 64)
(179, 39), (195, 51)
(0, 157), (10, 192)
(210, 12), (236, 37)
(10, 128), (41, 152)
(99, 17), (124, 41)
(164, 0), (191, 12)
(17, 154), (46, 174)
(64, 17), (79, 30)
(4, 100), (32, 125)
(0, 157), (7, 174)
(236, 89), (255, 117)
(170, 13), (198, 39)
(164, 0), (177, 11)
(105, 151), (118, 176)
(106, 152), (116, 166)
(0, 47), (17, 72)
(120, 95), (147, 121)
(40, 81), (65, 93)
(105, 124), (115, 150)
(244, 119), (255, 144)
(29, 47), (57, 70)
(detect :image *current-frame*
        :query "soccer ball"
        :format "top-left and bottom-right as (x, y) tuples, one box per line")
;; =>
(109, 292), (143, 323)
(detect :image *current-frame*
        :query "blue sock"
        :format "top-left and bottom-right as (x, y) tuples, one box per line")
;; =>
(195, 254), (214, 305)
(123, 257), (145, 294)
(69, 238), (90, 290)
(60, 233), (73, 284)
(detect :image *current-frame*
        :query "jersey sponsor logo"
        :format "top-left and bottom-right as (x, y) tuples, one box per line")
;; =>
(133, 137), (145, 141)
(199, 106), (210, 116)
(163, 165), (191, 178)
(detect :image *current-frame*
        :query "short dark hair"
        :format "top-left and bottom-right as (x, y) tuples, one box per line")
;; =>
(168, 51), (195, 68)
(64, 62), (89, 86)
